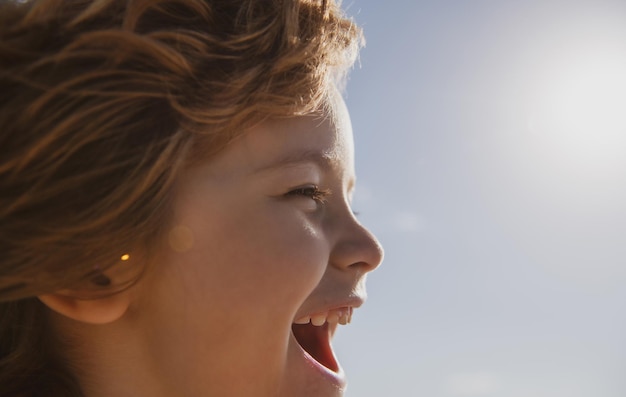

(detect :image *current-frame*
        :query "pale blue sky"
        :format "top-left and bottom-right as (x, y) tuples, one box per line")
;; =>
(334, 1), (626, 396)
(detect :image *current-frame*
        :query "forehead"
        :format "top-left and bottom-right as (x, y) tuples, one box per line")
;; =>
(245, 114), (348, 172)
(199, 101), (355, 181)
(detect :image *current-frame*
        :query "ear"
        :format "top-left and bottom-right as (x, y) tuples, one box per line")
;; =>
(38, 288), (131, 325)
(39, 253), (142, 324)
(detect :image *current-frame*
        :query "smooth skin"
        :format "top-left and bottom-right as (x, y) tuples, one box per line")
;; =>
(41, 92), (383, 397)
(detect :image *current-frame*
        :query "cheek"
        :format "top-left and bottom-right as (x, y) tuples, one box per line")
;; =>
(173, 202), (328, 314)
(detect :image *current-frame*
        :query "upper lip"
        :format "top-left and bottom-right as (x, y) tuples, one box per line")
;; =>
(293, 295), (365, 321)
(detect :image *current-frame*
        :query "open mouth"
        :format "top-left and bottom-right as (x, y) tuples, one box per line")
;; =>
(291, 307), (353, 372)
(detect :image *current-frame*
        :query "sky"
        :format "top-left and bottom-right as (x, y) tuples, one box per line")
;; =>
(333, 1), (626, 396)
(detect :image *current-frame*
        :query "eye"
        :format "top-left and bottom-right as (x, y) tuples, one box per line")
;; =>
(286, 185), (331, 203)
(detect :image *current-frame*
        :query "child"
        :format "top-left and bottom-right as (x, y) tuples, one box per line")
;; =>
(0, 1), (383, 396)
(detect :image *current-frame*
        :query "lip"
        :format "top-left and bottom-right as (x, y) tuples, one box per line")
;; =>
(293, 296), (365, 321)
(289, 324), (347, 389)
(288, 295), (365, 390)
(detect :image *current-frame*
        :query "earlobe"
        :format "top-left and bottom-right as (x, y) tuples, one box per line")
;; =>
(38, 289), (131, 324)
(37, 252), (141, 324)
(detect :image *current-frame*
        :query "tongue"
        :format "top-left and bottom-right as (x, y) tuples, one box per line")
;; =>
(292, 323), (339, 372)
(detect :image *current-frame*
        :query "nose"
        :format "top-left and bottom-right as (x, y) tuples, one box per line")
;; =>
(330, 212), (384, 273)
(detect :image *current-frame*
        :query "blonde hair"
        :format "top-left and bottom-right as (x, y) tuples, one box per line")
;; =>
(0, 0), (362, 395)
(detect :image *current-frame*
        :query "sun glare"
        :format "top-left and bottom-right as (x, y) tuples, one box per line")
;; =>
(531, 60), (626, 156)
(528, 44), (626, 186)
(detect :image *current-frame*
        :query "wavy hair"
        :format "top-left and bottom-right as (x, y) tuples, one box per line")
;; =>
(0, 0), (362, 395)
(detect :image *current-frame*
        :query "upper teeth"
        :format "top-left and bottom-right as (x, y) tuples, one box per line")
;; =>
(294, 307), (353, 326)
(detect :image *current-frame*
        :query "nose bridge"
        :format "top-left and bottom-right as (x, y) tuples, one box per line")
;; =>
(330, 210), (384, 272)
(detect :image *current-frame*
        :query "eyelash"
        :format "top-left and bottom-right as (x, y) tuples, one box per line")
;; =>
(286, 185), (331, 203)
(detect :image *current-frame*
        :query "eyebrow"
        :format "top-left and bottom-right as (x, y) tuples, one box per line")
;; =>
(252, 149), (336, 174)
(253, 148), (357, 196)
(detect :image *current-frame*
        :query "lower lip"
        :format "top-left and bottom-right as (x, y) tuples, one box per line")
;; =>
(290, 330), (347, 389)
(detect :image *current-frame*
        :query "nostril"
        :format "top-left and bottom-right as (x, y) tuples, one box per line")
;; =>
(331, 225), (384, 272)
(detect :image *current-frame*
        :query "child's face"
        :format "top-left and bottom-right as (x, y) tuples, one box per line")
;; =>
(131, 95), (383, 396)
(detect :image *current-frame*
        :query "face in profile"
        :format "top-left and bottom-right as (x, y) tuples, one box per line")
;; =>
(117, 93), (383, 396)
